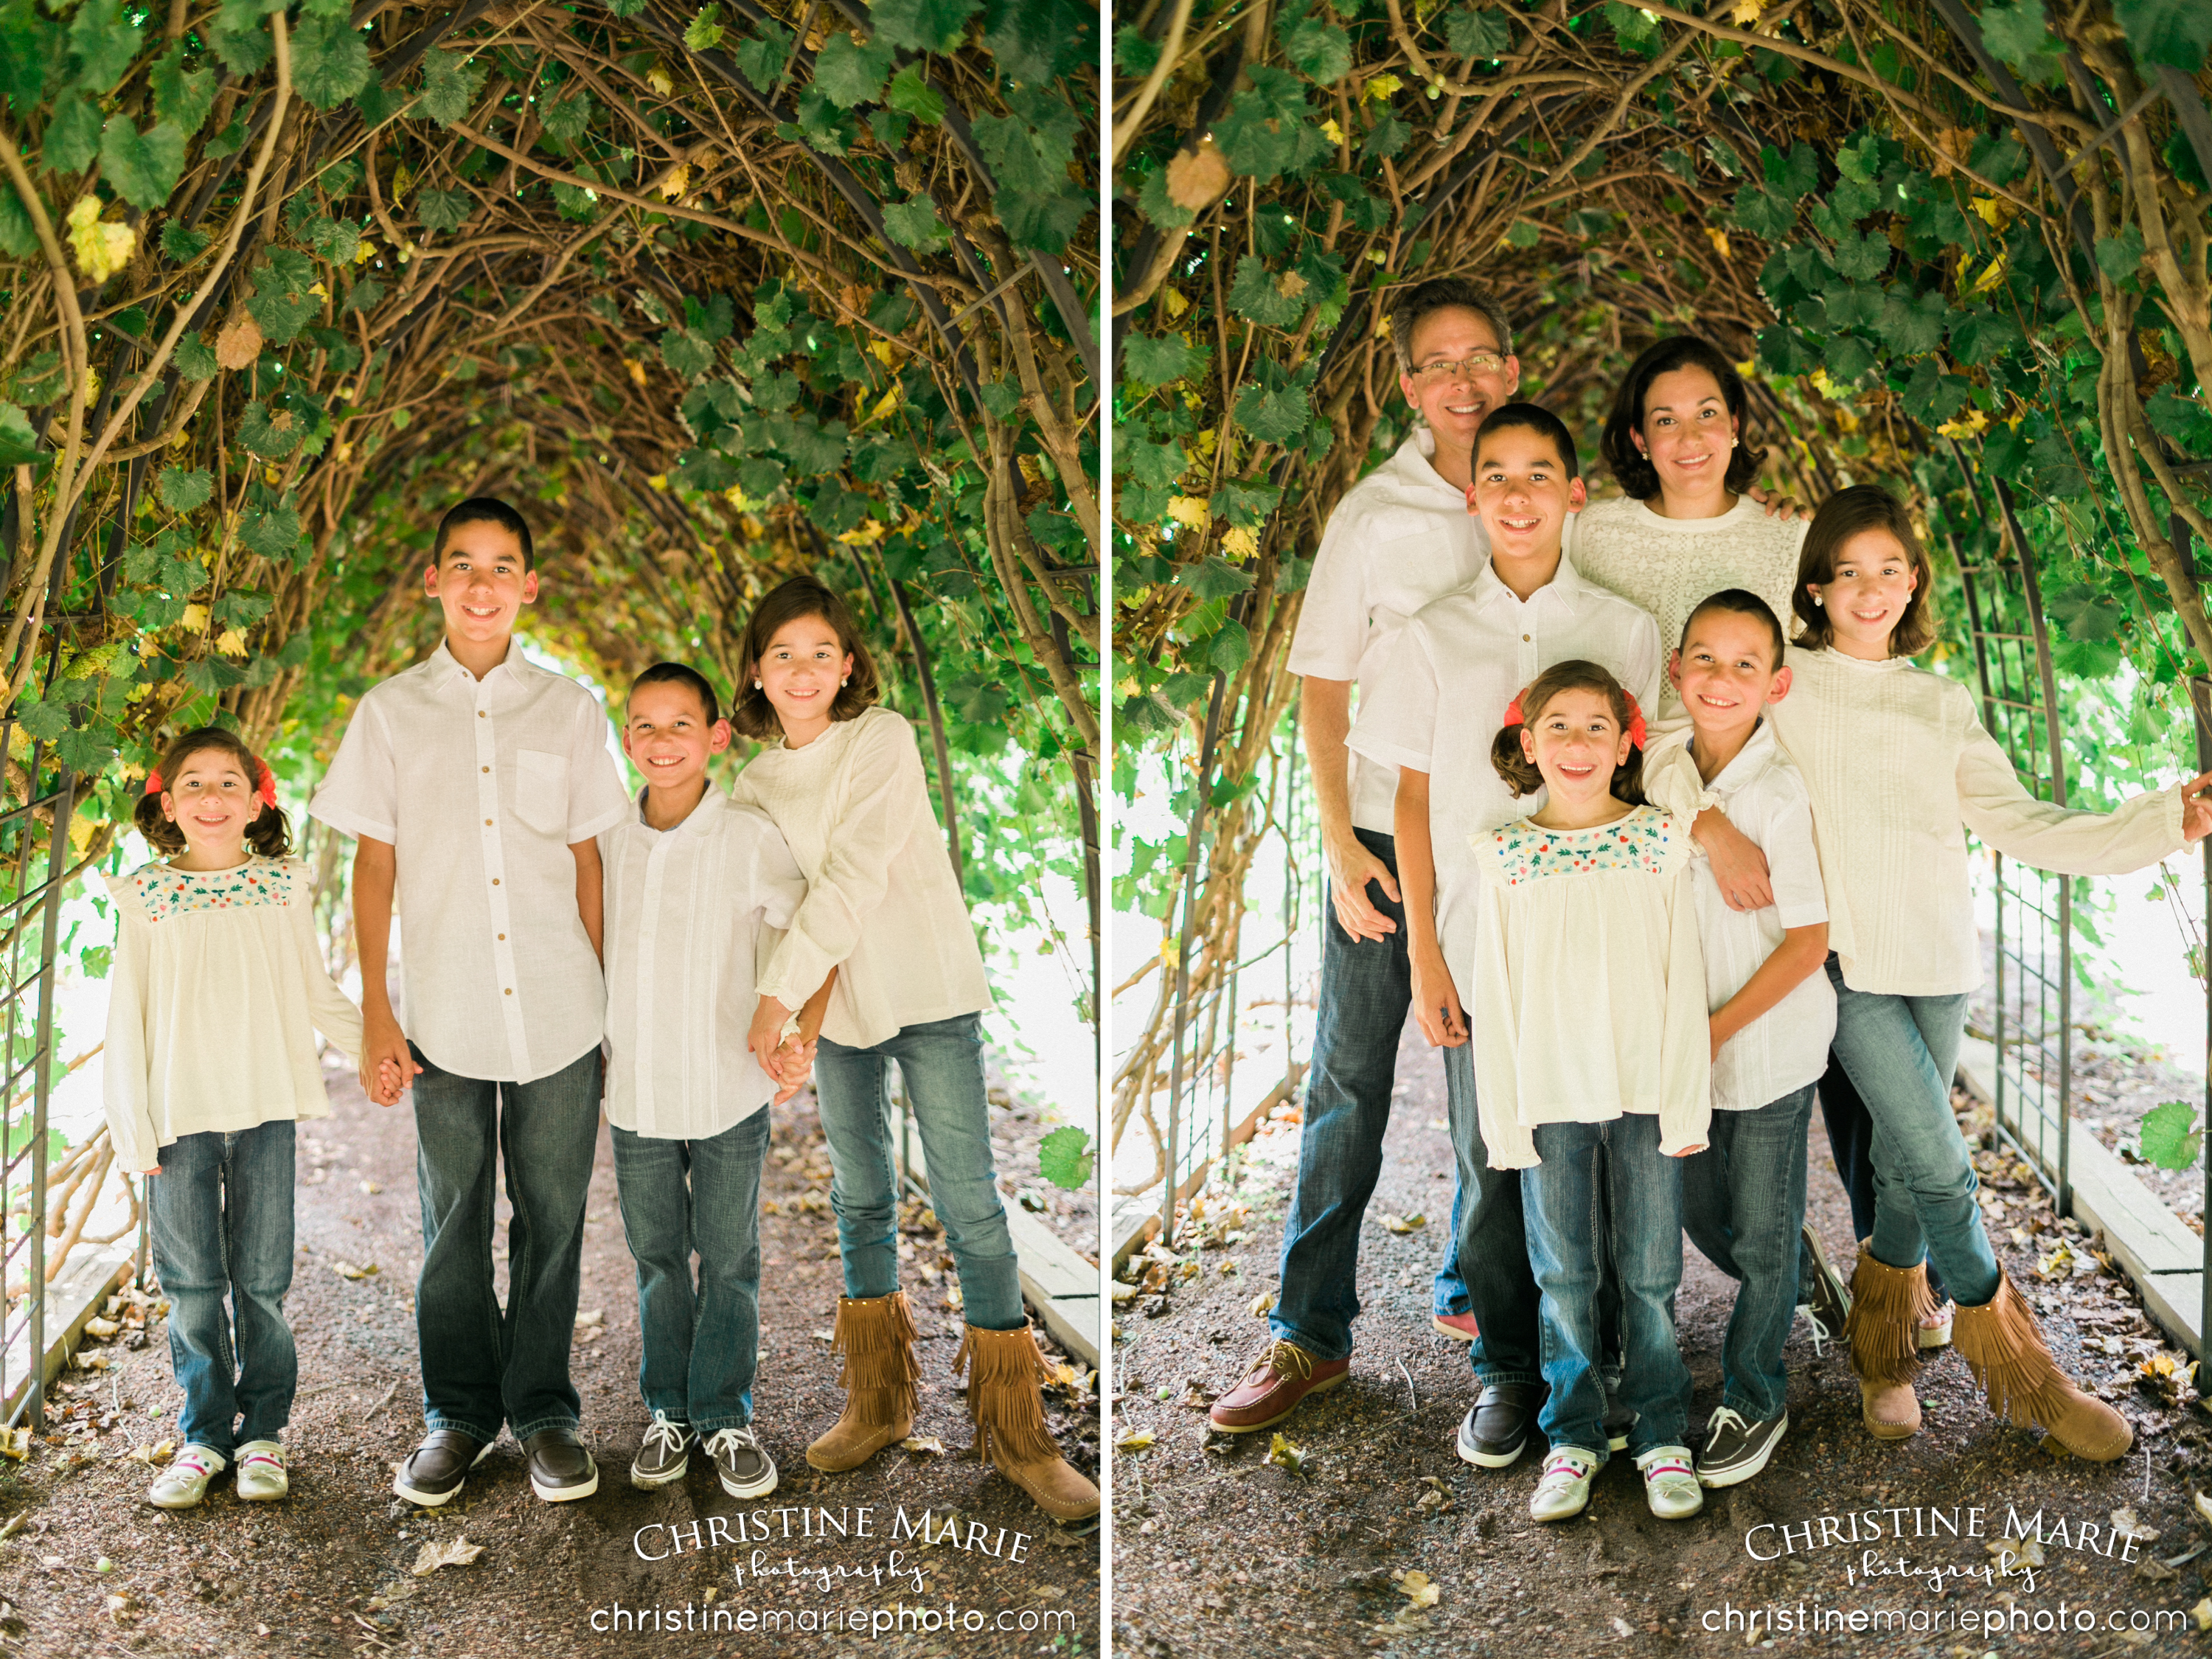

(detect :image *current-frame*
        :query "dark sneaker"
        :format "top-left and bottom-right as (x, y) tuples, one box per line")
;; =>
(1455, 1382), (1540, 1468)
(521, 1427), (599, 1503)
(1432, 1312), (1479, 1341)
(1208, 1340), (1349, 1433)
(1798, 1224), (1851, 1354)
(703, 1426), (779, 1499)
(1696, 1406), (1789, 1489)
(630, 1411), (692, 1489)
(394, 1430), (492, 1508)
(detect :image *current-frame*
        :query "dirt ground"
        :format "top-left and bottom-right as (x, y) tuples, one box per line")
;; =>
(1110, 1018), (2212, 1659)
(0, 1062), (1099, 1659)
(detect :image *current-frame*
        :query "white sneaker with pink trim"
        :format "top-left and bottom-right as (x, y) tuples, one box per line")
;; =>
(1636, 1444), (1703, 1520)
(234, 1439), (288, 1501)
(1528, 1447), (1599, 1522)
(147, 1444), (226, 1509)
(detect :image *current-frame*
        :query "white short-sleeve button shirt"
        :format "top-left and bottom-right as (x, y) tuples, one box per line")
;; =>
(309, 640), (633, 1082)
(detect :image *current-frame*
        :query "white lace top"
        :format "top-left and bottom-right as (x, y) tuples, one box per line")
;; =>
(1468, 805), (1712, 1168)
(1569, 495), (1807, 732)
(102, 855), (365, 1172)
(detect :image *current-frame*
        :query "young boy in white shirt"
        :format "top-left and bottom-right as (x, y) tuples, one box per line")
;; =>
(1649, 591), (1840, 1488)
(602, 662), (834, 1498)
(310, 498), (632, 1508)
(1345, 404), (1661, 1470)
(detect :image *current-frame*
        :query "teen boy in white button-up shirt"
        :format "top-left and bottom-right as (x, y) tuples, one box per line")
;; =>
(310, 498), (630, 1510)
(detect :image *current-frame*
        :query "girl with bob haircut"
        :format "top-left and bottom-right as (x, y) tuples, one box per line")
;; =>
(107, 728), (392, 1511)
(1647, 482), (2212, 1461)
(728, 575), (1099, 1527)
(1469, 659), (1711, 1526)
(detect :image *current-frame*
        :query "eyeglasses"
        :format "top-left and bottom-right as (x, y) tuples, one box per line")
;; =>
(1411, 352), (1507, 383)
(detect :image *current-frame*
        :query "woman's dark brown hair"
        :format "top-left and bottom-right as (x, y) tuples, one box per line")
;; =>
(133, 727), (291, 858)
(1599, 335), (1767, 501)
(1790, 484), (1938, 657)
(730, 575), (882, 741)
(1489, 660), (1647, 804)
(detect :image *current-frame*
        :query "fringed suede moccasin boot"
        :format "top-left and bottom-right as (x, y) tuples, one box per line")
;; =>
(1953, 1268), (2133, 1462)
(955, 1323), (1101, 1526)
(1843, 1245), (1932, 1441)
(807, 1291), (920, 1472)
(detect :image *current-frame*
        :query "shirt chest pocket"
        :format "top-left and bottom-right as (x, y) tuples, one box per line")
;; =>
(513, 749), (570, 838)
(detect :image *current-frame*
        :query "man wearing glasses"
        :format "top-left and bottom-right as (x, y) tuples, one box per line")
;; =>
(1209, 279), (1545, 1438)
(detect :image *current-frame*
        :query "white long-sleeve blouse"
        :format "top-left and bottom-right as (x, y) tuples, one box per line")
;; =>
(731, 706), (991, 1050)
(1470, 805), (1712, 1169)
(102, 855), (364, 1172)
(1647, 647), (2188, 995)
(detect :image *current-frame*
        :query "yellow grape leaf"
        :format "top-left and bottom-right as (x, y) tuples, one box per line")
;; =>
(354, 239), (378, 264)
(657, 164), (690, 201)
(1166, 496), (1211, 531)
(1728, 0), (1761, 21)
(1936, 408), (1989, 440)
(178, 603), (210, 634)
(648, 63), (675, 95)
(390, 164), (414, 202)
(1705, 226), (1732, 259)
(330, 1259), (378, 1280)
(215, 629), (248, 657)
(1322, 118), (1345, 145)
(1163, 287), (1189, 319)
(1221, 526), (1258, 560)
(1364, 73), (1402, 101)
(66, 198), (136, 283)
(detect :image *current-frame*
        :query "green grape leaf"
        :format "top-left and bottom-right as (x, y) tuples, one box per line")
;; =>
(293, 10), (372, 108)
(43, 94), (102, 176)
(156, 466), (213, 512)
(0, 403), (44, 470)
(66, 0), (139, 94)
(729, 20), (793, 90)
(880, 192), (949, 251)
(240, 501), (303, 560)
(538, 89), (593, 147)
(0, 0), (59, 108)
(236, 400), (304, 458)
(174, 333), (218, 380)
(150, 44), (217, 134)
(2140, 1100), (2203, 1171)
(1979, 0), (2064, 85)
(2117, 0), (2212, 69)
(1278, 13), (1351, 83)
(0, 184), (40, 260)
(1037, 1125), (1093, 1192)
(1175, 556), (1256, 602)
(1122, 333), (1203, 385)
(1444, 5), (1513, 56)
(99, 119), (187, 211)
(872, 0), (981, 54)
(420, 48), (486, 126)
(815, 31), (894, 108)
(414, 188), (472, 234)
(885, 63), (944, 124)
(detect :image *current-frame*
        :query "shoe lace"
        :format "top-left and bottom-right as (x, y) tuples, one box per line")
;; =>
(641, 1413), (689, 1460)
(1255, 1340), (1314, 1382)
(1795, 1301), (1829, 1357)
(704, 1426), (761, 1461)
(1706, 1405), (1748, 1441)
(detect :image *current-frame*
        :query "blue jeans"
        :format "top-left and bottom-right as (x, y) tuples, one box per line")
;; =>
(1682, 1085), (1816, 1421)
(1440, 1042), (1544, 1385)
(1818, 1055), (1950, 1304)
(611, 1113), (768, 1433)
(814, 1012), (1023, 1331)
(1520, 1114), (1691, 1461)
(1825, 962), (1999, 1309)
(1273, 828), (1470, 1361)
(149, 1121), (297, 1455)
(410, 1042), (601, 1442)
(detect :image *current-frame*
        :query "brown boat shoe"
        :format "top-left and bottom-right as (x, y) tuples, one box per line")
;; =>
(1207, 1339), (1349, 1433)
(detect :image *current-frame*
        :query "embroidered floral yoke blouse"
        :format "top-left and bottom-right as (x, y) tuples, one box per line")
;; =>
(1470, 805), (1712, 1169)
(102, 855), (365, 1173)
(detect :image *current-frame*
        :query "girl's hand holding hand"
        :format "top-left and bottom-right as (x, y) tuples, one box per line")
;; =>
(1410, 947), (1469, 1048)
(748, 994), (796, 1074)
(768, 1037), (816, 1105)
(2180, 769), (2212, 843)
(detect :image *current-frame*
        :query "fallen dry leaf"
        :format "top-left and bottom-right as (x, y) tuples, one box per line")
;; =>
(2191, 1596), (2212, 1632)
(215, 314), (263, 372)
(1395, 1569), (1440, 1607)
(1380, 1213), (1426, 1234)
(2194, 1491), (2212, 1529)
(1116, 1430), (1155, 1453)
(2112, 1506), (2160, 1543)
(364, 1579), (420, 1611)
(1989, 1536), (2045, 1571)
(82, 1318), (119, 1340)
(1164, 139), (1231, 211)
(410, 1535), (484, 1576)
(2135, 1554), (2180, 1583)
(574, 1310), (604, 1328)
(1266, 1433), (1306, 1473)
(0, 1428), (30, 1461)
(127, 1440), (173, 1466)
(1250, 1290), (1276, 1318)
(331, 1260), (377, 1281)
(899, 1436), (945, 1455)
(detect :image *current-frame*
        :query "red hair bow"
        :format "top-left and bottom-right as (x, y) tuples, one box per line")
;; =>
(1502, 696), (1526, 728)
(1623, 691), (1648, 751)
(143, 771), (164, 796)
(255, 761), (278, 809)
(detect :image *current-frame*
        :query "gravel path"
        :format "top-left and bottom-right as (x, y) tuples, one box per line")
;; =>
(1110, 1018), (2212, 1658)
(0, 1062), (1099, 1658)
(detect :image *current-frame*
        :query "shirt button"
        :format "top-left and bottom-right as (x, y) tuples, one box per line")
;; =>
(1523, 633), (1531, 642)
(478, 711), (486, 718)
(481, 766), (490, 773)
(498, 933), (505, 940)
(484, 818), (493, 826)
(492, 878), (501, 886)
(504, 988), (512, 995)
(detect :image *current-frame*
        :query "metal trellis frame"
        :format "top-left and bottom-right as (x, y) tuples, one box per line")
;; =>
(1952, 474), (2073, 1216)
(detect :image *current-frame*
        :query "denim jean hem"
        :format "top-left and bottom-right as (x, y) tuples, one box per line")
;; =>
(1473, 1367), (1544, 1388)
(689, 1412), (754, 1434)
(424, 1413), (502, 1444)
(1265, 1318), (1350, 1366)
(1722, 1390), (1786, 1423)
(509, 1413), (583, 1441)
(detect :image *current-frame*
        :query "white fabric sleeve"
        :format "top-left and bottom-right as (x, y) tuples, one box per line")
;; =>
(1285, 497), (1369, 678)
(753, 823), (809, 933)
(1641, 729), (1712, 822)
(1761, 785), (1829, 930)
(565, 695), (635, 843)
(288, 863), (365, 1058)
(1655, 856), (1715, 1158)
(307, 696), (398, 842)
(1344, 625), (1440, 776)
(756, 714), (925, 1008)
(1955, 709), (2184, 876)
(1470, 866), (1539, 1170)
(99, 880), (160, 1172)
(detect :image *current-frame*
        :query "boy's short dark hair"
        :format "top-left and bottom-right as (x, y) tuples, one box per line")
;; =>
(1475, 403), (1579, 481)
(1387, 277), (1513, 374)
(1681, 588), (1787, 669)
(629, 662), (721, 726)
(433, 497), (535, 571)
(1792, 484), (1938, 657)
(731, 575), (882, 741)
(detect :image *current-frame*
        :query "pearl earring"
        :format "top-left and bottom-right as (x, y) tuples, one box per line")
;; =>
(1813, 596), (1823, 607)
(753, 680), (762, 689)
(841, 675), (849, 686)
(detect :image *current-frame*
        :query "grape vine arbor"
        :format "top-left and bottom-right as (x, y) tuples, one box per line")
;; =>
(1110, 0), (2212, 1272)
(0, 0), (1099, 1425)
